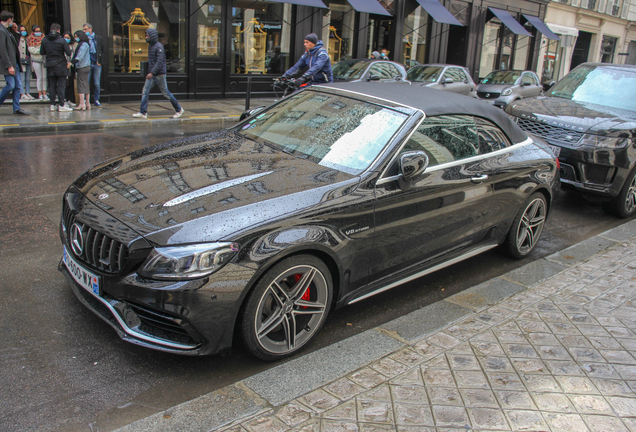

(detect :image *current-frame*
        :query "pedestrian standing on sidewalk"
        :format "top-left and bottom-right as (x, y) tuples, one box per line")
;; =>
(132, 28), (184, 119)
(82, 23), (103, 107)
(63, 31), (76, 108)
(0, 10), (29, 115)
(72, 30), (90, 110)
(27, 25), (47, 101)
(40, 23), (72, 112)
(18, 24), (33, 100)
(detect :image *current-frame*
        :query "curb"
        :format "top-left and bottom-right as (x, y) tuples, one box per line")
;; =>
(112, 218), (636, 432)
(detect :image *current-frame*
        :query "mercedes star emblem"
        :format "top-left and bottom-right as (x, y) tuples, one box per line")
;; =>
(70, 223), (84, 256)
(98, 193), (109, 200)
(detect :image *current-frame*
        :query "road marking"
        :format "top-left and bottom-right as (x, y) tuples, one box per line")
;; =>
(48, 121), (76, 124)
(228, 115), (241, 117)
(0, 124), (19, 127)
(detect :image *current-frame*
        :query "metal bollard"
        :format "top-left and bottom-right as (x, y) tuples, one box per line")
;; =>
(245, 77), (252, 111)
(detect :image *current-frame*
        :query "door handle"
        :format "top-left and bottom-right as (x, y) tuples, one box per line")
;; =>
(470, 174), (488, 183)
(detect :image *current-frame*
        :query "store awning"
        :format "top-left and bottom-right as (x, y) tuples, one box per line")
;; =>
(346, 0), (391, 16)
(522, 14), (560, 40)
(488, 7), (531, 37)
(268, 0), (328, 8)
(415, 0), (462, 26)
(546, 22), (579, 37)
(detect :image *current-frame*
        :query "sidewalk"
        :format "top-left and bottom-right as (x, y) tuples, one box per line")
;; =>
(114, 221), (636, 432)
(0, 97), (275, 135)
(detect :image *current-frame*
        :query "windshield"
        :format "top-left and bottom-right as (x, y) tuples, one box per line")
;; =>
(549, 65), (636, 112)
(237, 91), (409, 175)
(406, 66), (443, 83)
(481, 70), (521, 85)
(332, 60), (368, 80)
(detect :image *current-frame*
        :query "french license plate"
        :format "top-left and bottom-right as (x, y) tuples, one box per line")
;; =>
(548, 145), (561, 157)
(63, 245), (100, 296)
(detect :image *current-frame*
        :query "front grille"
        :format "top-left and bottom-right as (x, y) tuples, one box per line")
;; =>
(584, 165), (611, 184)
(560, 163), (577, 181)
(516, 118), (584, 146)
(63, 200), (129, 274)
(477, 91), (500, 99)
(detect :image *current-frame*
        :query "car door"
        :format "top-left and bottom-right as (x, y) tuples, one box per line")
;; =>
(520, 72), (541, 98)
(368, 115), (494, 283)
(442, 67), (472, 95)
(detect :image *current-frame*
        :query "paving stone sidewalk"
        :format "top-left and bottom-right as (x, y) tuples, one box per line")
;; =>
(116, 223), (636, 432)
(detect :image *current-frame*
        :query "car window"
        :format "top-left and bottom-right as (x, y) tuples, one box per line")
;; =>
(386, 63), (401, 78)
(368, 63), (396, 79)
(521, 72), (535, 85)
(406, 65), (443, 82)
(444, 68), (465, 83)
(475, 117), (511, 152)
(332, 60), (368, 80)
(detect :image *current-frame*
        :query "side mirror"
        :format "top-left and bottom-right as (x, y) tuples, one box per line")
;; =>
(443, 77), (454, 84)
(239, 106), (265, 121)
(398, 151), (429, 191)
(368, 74), (381, 81)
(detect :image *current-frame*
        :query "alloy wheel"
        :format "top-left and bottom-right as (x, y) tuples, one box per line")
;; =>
(516, 197), (546, 255)
(624, 174), (636, 215)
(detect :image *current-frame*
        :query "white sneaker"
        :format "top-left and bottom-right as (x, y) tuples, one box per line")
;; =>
(38, 95), (44, 100)
(65, 102), (77, 108)
(58, 105), (73, 112)
(50, 105), (57, 111)
(173, 108), (185, 119)
(21, 94), (28, 101)
(43, 95), (50, 101)
(27, 94), (35, 100)
(132, 112), (147, 119)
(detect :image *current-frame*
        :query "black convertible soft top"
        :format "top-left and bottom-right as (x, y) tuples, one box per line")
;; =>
(316, 81), (529, 144)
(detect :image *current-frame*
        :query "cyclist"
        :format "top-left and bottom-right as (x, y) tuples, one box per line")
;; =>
(282, 33), (333, 88)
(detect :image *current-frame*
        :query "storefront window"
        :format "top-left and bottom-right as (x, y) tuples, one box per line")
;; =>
(513, 35), (530, 70)
(196, 0), (222, 58)
(404, 6), (428, 68)
(601, 35), (617, 63)
(108, 0), (186, 74)
(479, 21), (500, 78)
(232, 0), (291, 75)
(541, 38), (562, 86)
(322, 2), (355, 63)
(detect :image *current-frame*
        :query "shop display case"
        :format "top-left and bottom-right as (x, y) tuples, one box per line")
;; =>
(328, 26), (342, 63)
(237, 18), (266, 73)
(123, 8), (151, 73)
(198, 26), (219, 56)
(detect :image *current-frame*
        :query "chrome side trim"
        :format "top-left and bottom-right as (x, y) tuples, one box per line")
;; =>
(348, 244), (499, 305)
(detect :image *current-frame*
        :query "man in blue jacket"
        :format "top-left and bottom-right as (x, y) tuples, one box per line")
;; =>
(133, 28), (184, 119)
(283, 33), (333, 87)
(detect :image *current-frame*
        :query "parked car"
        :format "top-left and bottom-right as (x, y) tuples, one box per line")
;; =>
(59, 82), (559, 360)
(406, 64), (477, 97)
(477, 70), (543, 107)
(332, 59), (408, 83)
(506, 62), (636, 218)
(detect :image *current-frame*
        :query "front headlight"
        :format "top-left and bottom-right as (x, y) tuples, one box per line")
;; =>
(501, 88), (513, 96)
(579, 134), (630, 149)
(139, 243), (239, 280)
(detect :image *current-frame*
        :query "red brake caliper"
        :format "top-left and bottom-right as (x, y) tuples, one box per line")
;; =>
(294, 274), (310, 308)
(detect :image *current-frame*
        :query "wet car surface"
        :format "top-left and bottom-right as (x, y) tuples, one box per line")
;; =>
(58, 83), (559, 360)
(477, 70), (542, 107)
(406, 64), (477, 97)
(332, 59), (408, 83)
(506, 63), (636, 218)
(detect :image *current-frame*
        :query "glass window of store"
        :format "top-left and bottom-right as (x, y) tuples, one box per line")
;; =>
(480, 14), (529, 78)
(196, 0), (222, 58)
(403, 6), (429, 68)
(513, 34), (530, 70)
(231, 0), (292, 75)
(108, 0), (186, 74)
(321, 1), (355, 63)
(479, 20), (501, 78)
(601, 35), (617, 63)
(541, 37), (561, 86)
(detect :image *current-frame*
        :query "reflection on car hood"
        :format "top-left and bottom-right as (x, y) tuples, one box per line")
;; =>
(72, 130), (358, 244)
(506, 96), (636, 136)
(476, 84), (512, 92)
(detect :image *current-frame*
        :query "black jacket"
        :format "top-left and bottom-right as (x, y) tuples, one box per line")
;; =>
(40, 32), (72, 76)
(146, 28), (167, 76)
(88, 33), (104, 65)
(0, 24), (21, 75)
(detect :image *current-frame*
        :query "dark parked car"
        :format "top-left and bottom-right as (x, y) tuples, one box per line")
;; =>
(506, 63), (636, 218)
(332, 59), (408, 83)
(477, 70), (543, 108)
(59, 83), (559, 360)
(406, 64), (477, 97)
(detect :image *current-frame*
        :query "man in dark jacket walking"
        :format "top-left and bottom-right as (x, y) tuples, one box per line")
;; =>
(0, 10), (29, 114)
(283, 33), (333, 87)
(133, 28), (184, 119)
(40, 23), (72, 111)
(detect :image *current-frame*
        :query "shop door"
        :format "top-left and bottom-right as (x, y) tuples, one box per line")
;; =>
(571, 31), (592, 70)
(191, 0), (225, 99)
(627, 41), (636, 66)
(367, 18), (394, 58)
(446, 26), (467, 65)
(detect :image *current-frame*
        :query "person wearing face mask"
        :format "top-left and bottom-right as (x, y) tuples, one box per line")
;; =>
(0, 10), (29, 114)
(132, 28), (184, 119)
(27, 24), (47, 101)
(40, 23), (72, 112)
(18, 25), (33, 100)
(82, 23), (103, 107)
(63, 32), (76, 108)
(72, 30), (90, 110)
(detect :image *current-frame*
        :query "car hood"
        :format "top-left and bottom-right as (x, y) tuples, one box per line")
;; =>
(476, 84), (513, 92)
(72, 130), (359, 245)
(506, 96), (636, 136)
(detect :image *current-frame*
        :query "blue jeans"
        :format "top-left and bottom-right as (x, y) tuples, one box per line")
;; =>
(87, 63), (101, 102)
(0, 66), (22, 112)
(139, 74), (181, 115)
(20, 62), (31, 95)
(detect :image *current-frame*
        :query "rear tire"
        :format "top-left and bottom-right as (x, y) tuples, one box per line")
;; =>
(602, 167), (636, 218)
(503, 192), (547, 258)
(240, 255), (332, 361)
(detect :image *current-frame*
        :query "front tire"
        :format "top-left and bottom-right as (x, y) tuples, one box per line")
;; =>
(503, 192), (547, 258)
(603, 167), (636, 218)
(240, 255), (333, 361)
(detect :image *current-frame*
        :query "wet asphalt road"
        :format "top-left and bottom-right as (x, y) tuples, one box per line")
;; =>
(0, 125), (633, 432)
